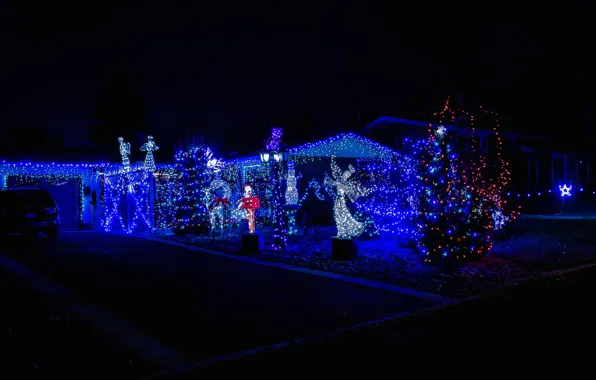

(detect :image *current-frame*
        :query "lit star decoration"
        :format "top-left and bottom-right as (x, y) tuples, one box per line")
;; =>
(559, 184), (572, 197)
(118, 137), (132, 172)
(140, 135), (159, 172)
(324, 155), (371, 239)
(435, 125), (446, 137)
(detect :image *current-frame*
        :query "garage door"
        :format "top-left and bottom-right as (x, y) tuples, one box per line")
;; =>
(45, 180), (79, 229)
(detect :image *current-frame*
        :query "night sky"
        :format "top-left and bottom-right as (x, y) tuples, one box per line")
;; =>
(0, 1), (593, 159)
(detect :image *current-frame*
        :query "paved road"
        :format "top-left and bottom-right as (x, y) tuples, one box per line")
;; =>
(0, 231), (435, 369)
(0, 266), (153, 377)
(168, 265), (596, 378)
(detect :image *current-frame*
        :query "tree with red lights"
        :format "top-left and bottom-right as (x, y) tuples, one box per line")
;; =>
(416, 97), (517, 270)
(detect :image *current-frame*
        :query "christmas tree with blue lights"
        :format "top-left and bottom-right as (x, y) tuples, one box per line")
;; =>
(416, 98), (472, 270)
(173, 140), (212, 235)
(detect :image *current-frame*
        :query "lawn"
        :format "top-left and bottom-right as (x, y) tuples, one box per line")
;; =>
(158, 215), (596, 299)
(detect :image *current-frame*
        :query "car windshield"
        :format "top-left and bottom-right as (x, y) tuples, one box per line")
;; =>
(1, 189), (55, 207)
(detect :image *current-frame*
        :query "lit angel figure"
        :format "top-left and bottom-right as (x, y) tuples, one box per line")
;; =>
(140, 135), (159, 172)
(324, 155), (371, 239)
(118, 137), (132, 172)
(285, 162), (301, 205)
(238, 183), (260, 233)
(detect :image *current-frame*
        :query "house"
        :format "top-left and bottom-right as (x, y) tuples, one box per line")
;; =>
(0, 161), (119, 229)
(358, 116), (593, 194)
(224, 133), (408, 225)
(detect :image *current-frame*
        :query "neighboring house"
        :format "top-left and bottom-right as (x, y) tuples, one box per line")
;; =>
(359, 116), (593, 193)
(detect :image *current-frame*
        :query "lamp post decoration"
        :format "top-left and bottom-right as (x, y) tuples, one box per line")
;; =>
(261, 127), (287, 248)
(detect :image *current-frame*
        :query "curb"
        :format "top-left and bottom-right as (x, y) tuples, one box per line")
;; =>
(146, 257), (596, 379)
(129, 233), (453, 305)
(145, 301), (457, 379)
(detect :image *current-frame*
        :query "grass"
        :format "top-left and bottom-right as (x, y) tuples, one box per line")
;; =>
(157, 215), (596, 299)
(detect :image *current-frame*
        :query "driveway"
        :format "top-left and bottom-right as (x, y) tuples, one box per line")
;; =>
(0, 231), (436, 365)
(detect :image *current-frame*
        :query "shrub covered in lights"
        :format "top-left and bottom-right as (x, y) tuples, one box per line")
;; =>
(173, 144), (212, 235)
(354, 155), (421, 240)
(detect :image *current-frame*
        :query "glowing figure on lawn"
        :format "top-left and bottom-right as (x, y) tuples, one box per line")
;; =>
(238, 183), (260, 233)
(140, 135), (159, 172)
(118, 137), (132, 172)
(492, 208), (508, 230)
(285, 162), (300, 205)
(559, 184), (572, 197)
(324, 155), (370, 239)
(206, 179), (231, 234)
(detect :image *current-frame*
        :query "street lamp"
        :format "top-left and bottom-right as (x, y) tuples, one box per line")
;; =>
(260, 151), (287, 164)
(260, 152), (270, 163)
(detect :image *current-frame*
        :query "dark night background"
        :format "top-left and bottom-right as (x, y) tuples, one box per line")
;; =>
(0, 1), (593, 161)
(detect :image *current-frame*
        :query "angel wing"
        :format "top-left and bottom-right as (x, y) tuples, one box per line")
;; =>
(344, 181), (369, 203)
(324, 171), (336, 187)
(329, 155), (343, 181)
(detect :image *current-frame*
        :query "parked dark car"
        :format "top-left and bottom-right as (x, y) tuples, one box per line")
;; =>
(0, 187), (60, 239)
